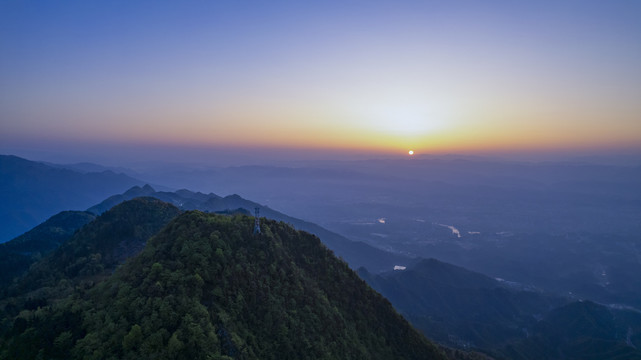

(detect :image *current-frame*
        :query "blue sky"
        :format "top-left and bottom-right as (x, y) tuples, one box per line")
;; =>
(2, 0), (640, 165)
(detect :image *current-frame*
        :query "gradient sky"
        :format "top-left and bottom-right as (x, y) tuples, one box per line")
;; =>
(1, 0), (640, 163)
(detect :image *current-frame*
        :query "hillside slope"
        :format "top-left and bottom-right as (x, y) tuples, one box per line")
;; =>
(1, 209), (446, 360)
(500, 301), (641, 360)
(7, 198), (181, 299)
(359, 259), (641, 359)
(89, 184), (412, 273)
(0, 210), (96, 291)
(359, 259), (562, 349)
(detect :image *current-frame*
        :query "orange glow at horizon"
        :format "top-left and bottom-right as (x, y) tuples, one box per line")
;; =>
(26, 99), (638, 156)
(2, 1), (641, 159)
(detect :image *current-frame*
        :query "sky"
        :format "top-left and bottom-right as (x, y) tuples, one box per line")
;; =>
(1, 0), (640, 165)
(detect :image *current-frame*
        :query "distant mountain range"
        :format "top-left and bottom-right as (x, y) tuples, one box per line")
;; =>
(0, 155), (408, 273)
(0, 183), (413, 302)
(87, 184), (412, 273)
(0, 155), (143, 242)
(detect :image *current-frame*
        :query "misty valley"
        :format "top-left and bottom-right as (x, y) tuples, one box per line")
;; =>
(133, 157), (641, 306)
(1, 154), (641, 359)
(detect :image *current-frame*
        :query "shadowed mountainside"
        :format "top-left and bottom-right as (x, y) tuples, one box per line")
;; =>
(0, 210), (96, 291)
(0, 204), (447, 360)
(5, 198), (181, 300)
(0, 155), (143, 242)
(359, 259), (641, 359)
(88, 184), (412, 273)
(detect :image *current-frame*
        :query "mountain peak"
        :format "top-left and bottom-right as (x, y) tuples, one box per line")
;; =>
(141, 184), (155, 192)
(123, 184), (156, 197)
(1, 209), (446, 360)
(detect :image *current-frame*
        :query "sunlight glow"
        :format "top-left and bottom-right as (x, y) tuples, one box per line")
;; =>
(350, 98), (455, 141)
(2, 1), (640, 157)
(375, 105), (447, 136)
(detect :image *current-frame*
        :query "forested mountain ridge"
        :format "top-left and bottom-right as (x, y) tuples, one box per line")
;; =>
(3, 191), (637, 359)
(89, 184), (412, 273)
(0, 210), (96, 291)
(4, 198), (181, 300)
(0, 205), (447, 359)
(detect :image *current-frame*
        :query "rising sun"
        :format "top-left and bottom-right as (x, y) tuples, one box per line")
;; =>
(408, 150), (414, 156)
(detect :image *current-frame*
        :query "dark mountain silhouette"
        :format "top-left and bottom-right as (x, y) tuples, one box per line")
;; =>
(0, 211), (96, 291)
(359, 259), (641, 359)
(501, 301), (641, 360)
(0, 155), (143, 242)
(358, 259), (560, 349)
(0, 201), (447, 360)
(0, 182), (409, 304)
(4, 198), (180, 304)
(88, 184), (412, 273)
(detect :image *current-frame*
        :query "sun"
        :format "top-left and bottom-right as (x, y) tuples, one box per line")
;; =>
(408, 150), (414, 156)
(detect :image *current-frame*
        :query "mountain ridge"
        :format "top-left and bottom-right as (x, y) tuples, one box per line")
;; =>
(0, 204), (447, 360)
(6, 198), (181, 299)
(0, 210), (96, 291)
(87, 184), (412, 273)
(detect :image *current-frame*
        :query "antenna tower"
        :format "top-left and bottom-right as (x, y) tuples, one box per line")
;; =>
(253, 207), (261, 234)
